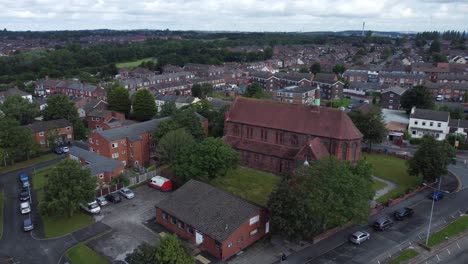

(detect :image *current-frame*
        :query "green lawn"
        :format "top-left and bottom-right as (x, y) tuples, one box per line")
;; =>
(363, 154), (422, 203)
(0, 192), (3, 237)
(116, 57), (157, 69)
(427, 216), (468, 247)
(36, 190), (94, 238)
(66, 243), (108, 264)
(32, 165), (56, 190)
(211, 167), (280, 206)
(389, 248), (419, 264)
(0, 154), (57, 175)
(372, 178), (387, 192)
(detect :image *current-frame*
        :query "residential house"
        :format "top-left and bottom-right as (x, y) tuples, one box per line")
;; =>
(408, 107), (450, 140)
(86, 109), (131, 132)
(0, 87), (32, 103)
(437, 74), (468, 84)
(311, 73), (344, 100)
(25, 119), (74, 148)
(381, 86), (407, 110)
(342, 70), (369, 83)
(276, 85), (317, 105)
(155, 180), (269, 260)
(74, 98), (108, 118)
(36, 79), (106, 100)
(154, 94), (199, 112)
(449, 56), (466, 64)
(276, 72), (313, 89)
(68, 146), (125, 184)
(190, 76), (226, 88)
(224, 97), (363, 174)
(425, 83), (468, 101)
(378, 72), (426, 88)
(150, 81), (192, 95)
(249, 71), (280, 91)
(448, 119), (468, 136)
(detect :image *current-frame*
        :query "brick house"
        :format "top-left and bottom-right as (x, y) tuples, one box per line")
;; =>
(35, 79), (106, 100)
(425, 83), (468, 101)
(311, 73), (344, 100)
(224, 97), (363, 174)
(249, 71), (280, 91)
(74, 98), (108, 118)
(381, 86), (407, 110)
(86, 109), (132, 132)
(68, 146), (125, 184)
(0, 87), (32, 103)
(276, 85), (317, 105)
(276, 72), (313, 89)
(25, 119), (74, 149)
(156, 180), (269, 260)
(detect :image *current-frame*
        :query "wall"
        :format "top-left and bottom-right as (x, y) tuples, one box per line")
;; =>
(408, 117), (449, 140)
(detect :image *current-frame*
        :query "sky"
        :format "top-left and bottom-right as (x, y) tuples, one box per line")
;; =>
(0, 0), (467, 32)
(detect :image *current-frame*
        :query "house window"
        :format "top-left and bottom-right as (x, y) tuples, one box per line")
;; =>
(170, 217), (176, 225)
(66, 126), (71, 131)
(112, 143), (118, 148)
(150, 143), (155, 147)
(67, 134), (72, 139)
(352, 142), (357, 161)
(430, 122), (433, 127)
(275, 132), (284, 144)
(228, 242), (233, 248)
(233, 125), (240, 136)
(90, 147), (94, 152)
(249, 228), (259, 237)
(414, 121), (418, 125)
(162, 212), (168, 220)
(249, 215), (260, 226)
(89, 138), (93, 143)
(122, 150), (126, 154)
(390, 93), (394, 97)
(438, 123), (441, 127)
(246, 127), (254, 139)
(341, 143), (348, 160)
(261, 129), (268, 142)
(99, 174), (104, 179)
(290, 134), (298, 146)
(422, 122), (426, 126)
(215, 241), (222, 251)
(389, 100), (393, 103)
(96, 140), (99, 145)
(412, 130), (416, 135)
(187, 226), (194, 234)
(39, 132), (44, 137)
(178, 221), (185, 229)
(237, 237), (243, 244)
(112, 153), (119, 159)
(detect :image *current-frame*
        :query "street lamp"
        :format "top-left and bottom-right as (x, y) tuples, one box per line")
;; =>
(423, 178), (450, 246)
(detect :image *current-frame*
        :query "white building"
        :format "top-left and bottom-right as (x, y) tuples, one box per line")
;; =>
(0, 88), (33, 103)
(408, 107), (450, 140)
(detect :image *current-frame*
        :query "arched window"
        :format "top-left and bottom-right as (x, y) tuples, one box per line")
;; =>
(352, 142), (357, 161)
(330, 141), (336, 155)
(233, 125), (240, 136)
(341, 143), (348, 160)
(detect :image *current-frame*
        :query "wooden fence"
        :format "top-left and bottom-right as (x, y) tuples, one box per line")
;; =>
(95, 169), (160, 197)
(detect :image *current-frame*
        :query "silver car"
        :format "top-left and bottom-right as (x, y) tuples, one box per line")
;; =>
(349, 231), (370, 245)
(119, 187), (135, 199)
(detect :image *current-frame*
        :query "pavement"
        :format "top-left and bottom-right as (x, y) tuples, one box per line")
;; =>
(0, 156), (111, 264)
(372, 176), (396, 200)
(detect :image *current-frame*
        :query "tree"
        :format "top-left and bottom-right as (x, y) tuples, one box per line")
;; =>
(108, 86), (131, 115)
(268, 157), (374, 239)
(348, 106), (387, 152)
(153, 108), (205, 141)
(439, 105), (465, 120)
(244, 82), (266, 99)
(310, 62), (321, 75)
(464, 91), (468, 103)
(132, 89), (157, 121)
(157, 128), (195, 165)
(408, 135), (455, 183)
(429, 39), (441, 53)
(432, 53), (448, 63)
(299, 67), (310, 73)
(0, 117), (39, 165)
(191, 83), (213, 98)
(0, 95), (39, 125)
(172, 137), (239, 182)
(125, 243), (156, 264)
(332, 64), (346, 76)
(41, 159), (97, 217)
(159, 101), (177, 118)
(400, 86), (435, 114)
(155, 234), (194, 264)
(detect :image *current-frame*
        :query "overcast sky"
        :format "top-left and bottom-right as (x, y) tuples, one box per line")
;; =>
(1, 0), (467, 32)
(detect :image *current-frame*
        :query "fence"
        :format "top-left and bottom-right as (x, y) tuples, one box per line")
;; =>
(95, 169), (160, 197)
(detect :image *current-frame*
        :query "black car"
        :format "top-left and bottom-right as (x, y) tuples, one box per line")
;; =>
(105, 193), (121, 203)
(19, 188), (30, 201)
(394, 207), (414, 220)
(373, 217), (394, 231)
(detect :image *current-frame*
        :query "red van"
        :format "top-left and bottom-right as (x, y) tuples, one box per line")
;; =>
(148, 176), (173, 191)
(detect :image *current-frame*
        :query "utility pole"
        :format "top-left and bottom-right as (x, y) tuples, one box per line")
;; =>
(425, 177), (443, 245)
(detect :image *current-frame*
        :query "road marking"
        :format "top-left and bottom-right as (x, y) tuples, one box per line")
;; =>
(457, 242), (461, 249)
(377, 261), (380, 264)
(447, 249), (451, 255)
(436, 254), (440, 261)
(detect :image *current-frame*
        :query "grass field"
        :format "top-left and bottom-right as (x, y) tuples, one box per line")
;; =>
(0, 154), (57, 175)
(363, 154), (422, 203)
(32, 165), (56, 190)
(211, 167), (280, 206)
(116, 57), (157, 69)
(0, 192), (3, 237)
(427, 216), (468, 247)
(388, 248), (419, 264)
(373, 178), (388, 192)
(36, 190), (94, 238)
(66, 243), (108, 264)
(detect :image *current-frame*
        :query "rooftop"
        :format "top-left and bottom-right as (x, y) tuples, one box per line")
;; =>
(410, 108), (450, 122)
(25, 119), (72, 133)
(68, 146), (123, 175)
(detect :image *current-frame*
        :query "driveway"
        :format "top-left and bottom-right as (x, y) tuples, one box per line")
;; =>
(88, 185), (170, 262)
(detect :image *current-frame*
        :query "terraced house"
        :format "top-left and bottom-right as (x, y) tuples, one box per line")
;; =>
(35, 79), (106, 99)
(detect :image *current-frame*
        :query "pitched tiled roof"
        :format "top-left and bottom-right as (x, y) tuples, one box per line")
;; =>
(97, 117), (169, 141)
(68, 146), (123, 175)
(156, 180), (261, 242)
(313, 73), (337, 84)
(25, 119), (72, 132)
(226, 97), (363, 140)
(225, 137), (299, 159)
(449, 119), (468, 129)
(382, 86), (408, 96)
(410, 108), (449, 122)
(87, 109), (112, 118)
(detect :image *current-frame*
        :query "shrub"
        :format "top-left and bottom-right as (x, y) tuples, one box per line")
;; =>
(409, 138), (422, 145)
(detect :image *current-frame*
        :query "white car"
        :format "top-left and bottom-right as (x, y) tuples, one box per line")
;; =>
(61, 146), (70, 153)
(80, 201), (101, 214)
(349, 231), (370, 245)
(119, 187), (135, 199)
(20, 201), (31, 214)
(96, 196), (108, 207)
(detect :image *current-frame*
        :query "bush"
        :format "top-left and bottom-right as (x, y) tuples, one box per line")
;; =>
(409, 138), (422, 145)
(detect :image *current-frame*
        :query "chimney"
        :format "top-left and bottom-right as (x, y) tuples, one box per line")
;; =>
(314, 84), (321, 106)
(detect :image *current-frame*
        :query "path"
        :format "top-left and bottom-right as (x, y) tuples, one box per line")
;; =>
(372, 176), (397, 200)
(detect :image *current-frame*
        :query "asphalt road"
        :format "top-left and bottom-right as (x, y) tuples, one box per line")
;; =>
(422, 235), (468, 264)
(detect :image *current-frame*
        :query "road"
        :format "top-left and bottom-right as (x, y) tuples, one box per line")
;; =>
(421, 234), (468, 264)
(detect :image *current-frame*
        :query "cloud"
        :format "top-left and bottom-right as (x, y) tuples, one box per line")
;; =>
(0, 0), (466, 31)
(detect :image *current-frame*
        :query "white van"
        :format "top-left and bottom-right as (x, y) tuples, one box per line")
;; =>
(80, 201), (101, 214)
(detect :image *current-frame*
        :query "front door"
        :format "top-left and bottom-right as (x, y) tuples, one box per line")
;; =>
(195, 231), (203, 245)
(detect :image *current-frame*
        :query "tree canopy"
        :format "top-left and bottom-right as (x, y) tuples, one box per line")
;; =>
(310, 62), (321, 75)
(244, 82), (266, 99)
(0, 117), (39, 165)
(153, 108), (205, 141)
(108, 86), (131, 115)
(332, 64), (346, 76)
(408, 135), (455, 183)
(125, 243), (156, 264)
(400, 86), (435, 114)
(132, 89), (157, 121)
(268, 157), (374, 239)
(157, 128), (195, 165)
(155, 234), (194, 264)
(40, 159), (97, 217)
(171, 137), (239, 183)
(158, 101), (177, 118)
(348, 106), (387, 151)
(191, 83), (213, 98)
(0, 95), (39, 125)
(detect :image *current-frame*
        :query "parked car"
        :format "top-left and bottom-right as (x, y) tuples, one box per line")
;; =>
(436, 95), (444, 101)
(96, 196), (108, 207)
(148, 176), (173, 192)
(23, 217), (34, 231)
(394, 207), (414, 220)
(19, 172), (30, 188)
(61, 146), (70, 153)
(20, 201), (31, 214)
(428, 191), (444, 201)
(80, 201), (101, 214)
(19, 188), (30, 201)
(105, 193), (121, 204)
(54, 147), (64, 154)
(373, 217), (393, 231)
(349, 231), (370, 245)
(119, 187), (135, 199)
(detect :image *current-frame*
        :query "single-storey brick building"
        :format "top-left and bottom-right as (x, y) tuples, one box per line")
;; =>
(155, 180), (269, 260)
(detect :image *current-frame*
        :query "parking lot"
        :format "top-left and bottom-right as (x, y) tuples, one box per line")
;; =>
(88, 184), (170, 262)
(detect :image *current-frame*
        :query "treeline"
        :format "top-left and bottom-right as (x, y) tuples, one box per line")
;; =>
(415, 30), (466, 49)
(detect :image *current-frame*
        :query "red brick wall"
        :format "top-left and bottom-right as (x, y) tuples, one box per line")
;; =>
(34, 126), (74, 149)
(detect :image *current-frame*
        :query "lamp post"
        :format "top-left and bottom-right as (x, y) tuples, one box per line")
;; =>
(424, 177), (449, 246)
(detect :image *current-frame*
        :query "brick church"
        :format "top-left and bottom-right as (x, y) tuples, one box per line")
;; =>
(224, 97), (363, 174)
